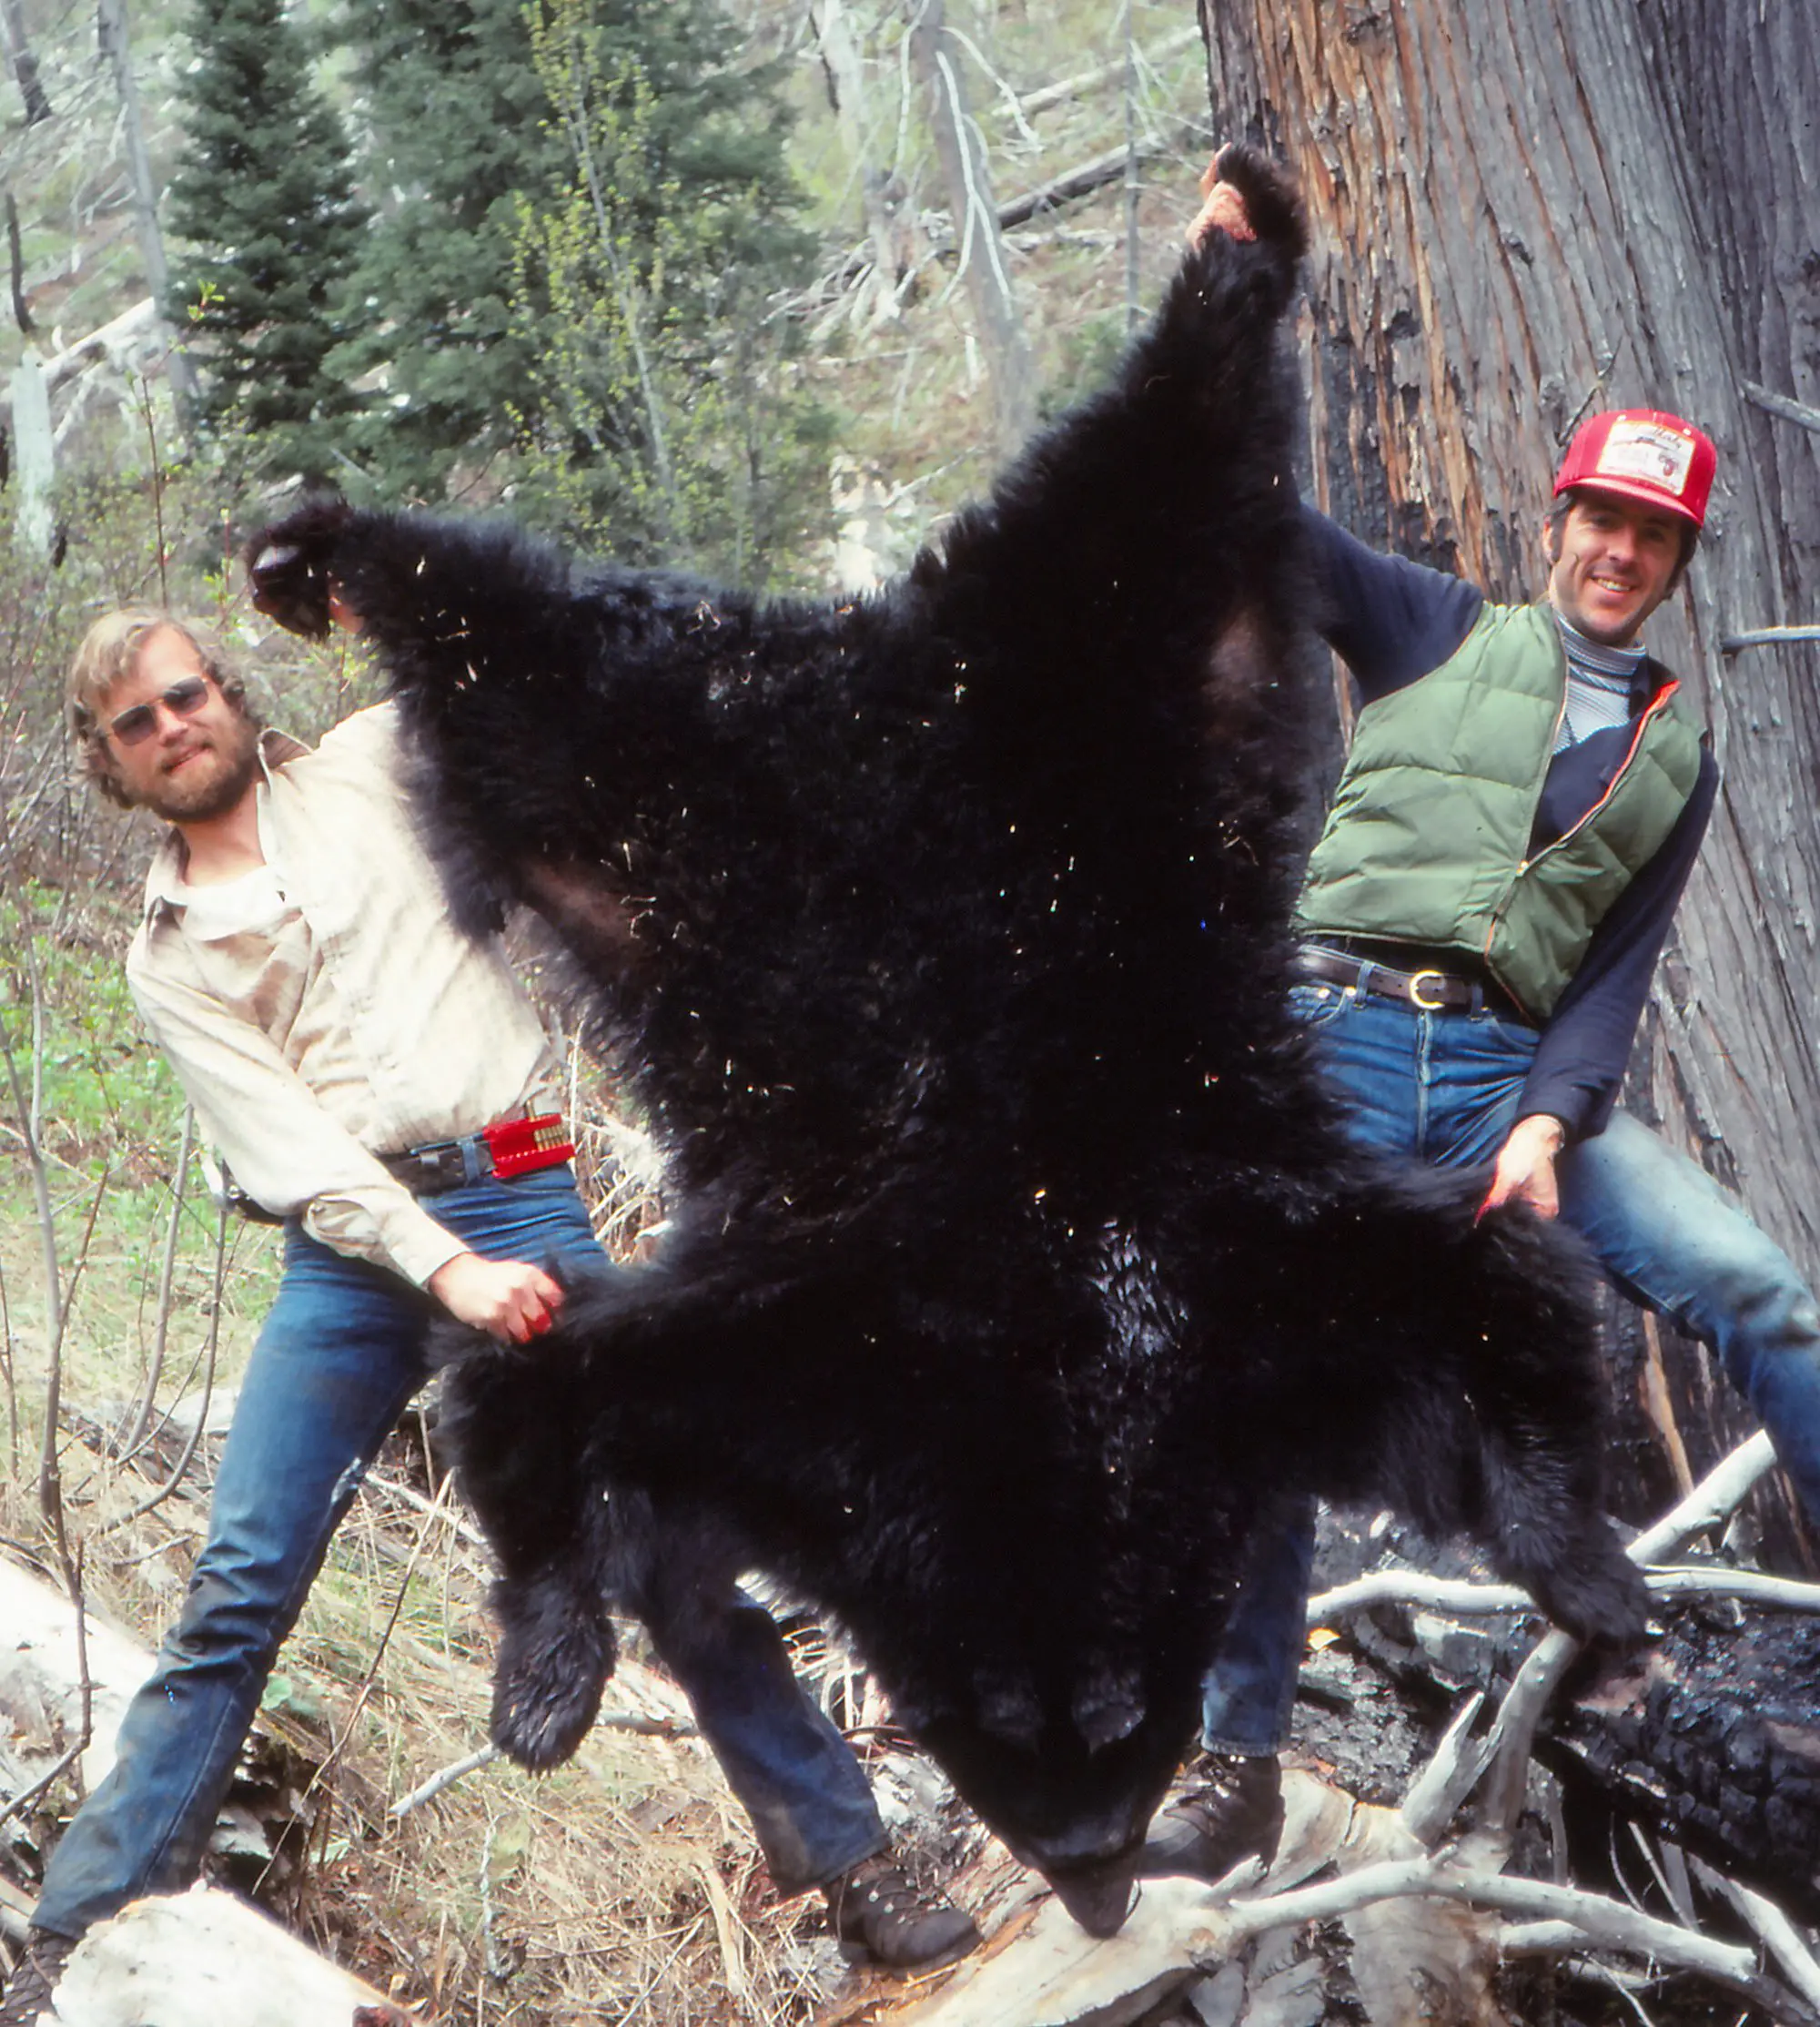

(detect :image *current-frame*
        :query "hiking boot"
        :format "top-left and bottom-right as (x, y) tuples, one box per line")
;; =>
(1139, 1748), (1284, 1880)
(824, 1851), (982, 1971)
(0, 1932), (76, 2027)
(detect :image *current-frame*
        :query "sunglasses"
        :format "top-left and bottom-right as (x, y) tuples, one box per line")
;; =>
(106, 674), (212, 746)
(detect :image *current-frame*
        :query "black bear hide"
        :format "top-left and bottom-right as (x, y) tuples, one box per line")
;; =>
(247, 149), (1644, 1933)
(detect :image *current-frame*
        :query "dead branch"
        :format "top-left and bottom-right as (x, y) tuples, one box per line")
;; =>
(895, 1852), (1814, 2027)
(1744, 379), (1820, 435)
(119, 1108), (194, 1454)
(0, 299), (160, 422)
(1399, 1691), (1491, 1846)
(940, 20), (1040, 149)
(360, 1467), (491, 1555)
(910, 0), (1036, 450)
(1310, 1559), (1820, 1621)
(388, 1710), (705, 1819)
(1224, 1859), (1776, 1994)
(1312, 1570), (1533, 1618)
(1721, 623), (1820, 653)
(996, 124), (1200, 231)
(1009, 25), (1202, 119)
(1632, 1432), (1778, 1557)
(1690, 1854), (1820, 2012)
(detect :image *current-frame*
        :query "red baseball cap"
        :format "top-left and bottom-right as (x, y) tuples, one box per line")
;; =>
(1553, 409), (1716, 530)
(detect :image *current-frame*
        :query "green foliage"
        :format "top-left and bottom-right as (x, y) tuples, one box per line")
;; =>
(329, 0), (568, 500)
(1, 887), (174, 1158)
(259, 1671), (327, 1721)
(506, 0), (831, 584)
(165, 0), (370, 484)
(1036, 309), (1132, 427)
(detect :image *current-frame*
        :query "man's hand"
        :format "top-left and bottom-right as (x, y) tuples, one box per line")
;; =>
(1188, 146), (1258, 248)
(1480, 1114), (1568, 1220)
(430, 1252), (564, 1344)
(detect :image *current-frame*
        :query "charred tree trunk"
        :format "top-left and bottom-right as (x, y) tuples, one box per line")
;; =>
(1198, 0), (1820, 1557)
(0, 0), (50, 125)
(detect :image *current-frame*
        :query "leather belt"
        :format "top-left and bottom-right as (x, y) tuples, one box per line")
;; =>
(381, 1113), (575, 1197)
(1297, 946), (1499, 1015)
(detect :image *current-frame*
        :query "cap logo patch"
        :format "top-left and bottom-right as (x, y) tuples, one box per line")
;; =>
(1592, 417), (1695, 500)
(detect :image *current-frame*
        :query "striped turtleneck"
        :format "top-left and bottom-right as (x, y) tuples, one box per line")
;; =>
(1552, 611), (1645, 752)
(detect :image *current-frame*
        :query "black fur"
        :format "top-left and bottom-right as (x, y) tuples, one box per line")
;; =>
(248, 149), (1645, 1919)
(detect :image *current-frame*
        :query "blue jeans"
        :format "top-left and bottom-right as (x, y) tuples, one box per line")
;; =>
(1199, 986), (1820, 1755)
(35, 1168), (883, 1936)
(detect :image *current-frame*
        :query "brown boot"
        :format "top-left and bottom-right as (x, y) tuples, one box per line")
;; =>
(0, 1932), (76, 2027)
(1140, 1748), (1284, 1880)
(824, 1851), (981, 1971)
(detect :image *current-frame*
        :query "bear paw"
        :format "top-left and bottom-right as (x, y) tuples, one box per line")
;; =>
(488, 1570), (615, 1770)
(1519, 1526), (1651, 1648)
(244, 495), (354, 639)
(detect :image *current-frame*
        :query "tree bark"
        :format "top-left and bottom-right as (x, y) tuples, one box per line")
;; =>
(95, 0), (195, 421)
(908, 0), (1036, 453)
(6, 190), (34, 334)
(1198, 0), (1820, 1549)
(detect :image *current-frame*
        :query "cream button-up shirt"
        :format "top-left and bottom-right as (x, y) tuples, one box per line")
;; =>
(126, 702), (562, 1286)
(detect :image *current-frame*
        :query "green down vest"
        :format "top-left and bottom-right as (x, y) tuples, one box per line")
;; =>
(1295, 601), (1704, 1021)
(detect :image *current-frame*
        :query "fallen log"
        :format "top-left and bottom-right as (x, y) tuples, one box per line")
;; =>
(0, 1558), (165, 1802)
(0, 299), (161, 425)
(35, 1885), (423, 2025)
(841, 1771), (1816, 2026)
(1551, 1604), (1820, 1902)
(1297, 1436), (1820, 1910)
(0, 1556), (329, 1935)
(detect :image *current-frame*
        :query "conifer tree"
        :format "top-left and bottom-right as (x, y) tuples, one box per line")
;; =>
(165, 0), (369, 481)
(506, 0), (828, 583)
(332, 0), (563, 498)
(339, 0), (826, 570)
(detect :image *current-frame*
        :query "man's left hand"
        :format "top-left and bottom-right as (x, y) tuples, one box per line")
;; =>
(1480, 1113), (1568, 1219)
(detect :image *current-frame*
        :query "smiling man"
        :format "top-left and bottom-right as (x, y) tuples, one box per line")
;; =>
(1141, 355), (1820, 1874)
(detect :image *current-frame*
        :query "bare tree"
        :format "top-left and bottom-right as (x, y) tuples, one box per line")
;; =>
(95, 0), (194, 420)
(1199, 0), (1820, 1531)
(811, 0), (911, 326)
(907, 0), (1036, 452)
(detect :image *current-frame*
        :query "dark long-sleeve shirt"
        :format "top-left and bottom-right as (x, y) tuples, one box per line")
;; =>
(1300, 505), (1717, 1141)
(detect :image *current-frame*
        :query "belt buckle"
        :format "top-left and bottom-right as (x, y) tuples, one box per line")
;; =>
(1408, 968), (1448, 1011)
